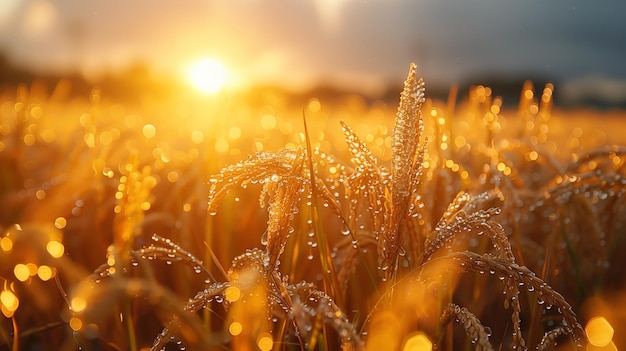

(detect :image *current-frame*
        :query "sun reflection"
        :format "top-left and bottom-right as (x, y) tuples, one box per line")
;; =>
(187, 59), (228, 94)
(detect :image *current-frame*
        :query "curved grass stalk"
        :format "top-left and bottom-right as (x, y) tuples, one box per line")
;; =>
(362, 250), (584, 350)
(440, 303), (493, 351)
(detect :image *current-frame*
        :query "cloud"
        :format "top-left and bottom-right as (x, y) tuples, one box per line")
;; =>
(20, 0), (58, 38)
(561, 75), (626, 105)
(0, 0), (624, 95)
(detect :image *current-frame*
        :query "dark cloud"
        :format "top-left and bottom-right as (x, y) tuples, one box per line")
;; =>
(1, 0), (625, 94)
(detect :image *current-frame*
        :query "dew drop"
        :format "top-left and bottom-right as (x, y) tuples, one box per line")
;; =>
(398, 246), (406, 256)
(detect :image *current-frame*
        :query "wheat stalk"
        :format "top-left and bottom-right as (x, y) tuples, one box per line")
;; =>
(440, 303), (494, 351)
(536, 326), (569, 351)
(421, 192), (513, 263)
(150, 282), (229, 351)
(340, 119), (389, 256)
(566, 145), (626, 173)
(449, 251), (585, 348)
(381, 63), (426, 280)
(207, 148), (310, 272)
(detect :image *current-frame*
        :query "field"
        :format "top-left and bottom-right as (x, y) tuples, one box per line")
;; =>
(1, 64), (625, 350)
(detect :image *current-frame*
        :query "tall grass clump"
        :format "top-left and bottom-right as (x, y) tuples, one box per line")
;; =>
(86, 63), (588, 350)
(3, 63), (626, 350)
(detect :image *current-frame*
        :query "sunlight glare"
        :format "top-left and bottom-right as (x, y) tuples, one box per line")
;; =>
(188, 59), (228, 94)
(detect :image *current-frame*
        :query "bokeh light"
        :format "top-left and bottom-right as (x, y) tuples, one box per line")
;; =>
(70, 317), (83, 331)
(14, 264), (30, 282)
(37, 265), (55, 281)
(402, 332), (432, 351)
(229, 321), (243, 336)
(46, 240), (65, 258)
(257, 332), (273, 351)
(0, 237), (12, 252)
(71, 296), (87, 313)
(585, 316), (614, 347)
(142, 124), (157, 139)
(1, 289), (19, 318)
(54, 216), (67, 229)
(224, 286), (241, 302)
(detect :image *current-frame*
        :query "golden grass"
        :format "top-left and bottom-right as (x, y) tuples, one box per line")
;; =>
(1, 64), (626, 350)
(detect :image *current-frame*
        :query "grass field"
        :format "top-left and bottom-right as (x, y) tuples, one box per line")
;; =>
(1, 64), (625, 350)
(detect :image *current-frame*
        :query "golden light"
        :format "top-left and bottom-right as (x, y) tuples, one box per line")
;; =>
(229, 321), (243, 336)
(26, 263), (38, 276)
(307, 98), (321, 112)
(69, 317), (83, 331)
(37, 265), (55, 281)
(257, 332), (273, 351)
(46, 240), (65, 258)
(366, 311), (402, 351)
(402, 332), (433, 351)
(14, 264), (30, 282)
(190, 130), (204, 144)
(224, 286), (241, 302)
(71, 296), (87, 312)
(142, 124), (156, 139)
(585, 316), (614, 347)
(187, 59), (228, 94)
(0, 237), (12, 252)
(215, 138), (229, 153)
(54, 216), (67, 229)
(1, 289), (19, 317)
(260, 114), (277, 131)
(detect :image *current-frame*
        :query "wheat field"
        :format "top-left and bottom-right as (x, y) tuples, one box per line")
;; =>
(1, 64), (625, 350)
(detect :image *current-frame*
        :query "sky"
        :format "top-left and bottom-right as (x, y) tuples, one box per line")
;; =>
(1, 0), (626, 101)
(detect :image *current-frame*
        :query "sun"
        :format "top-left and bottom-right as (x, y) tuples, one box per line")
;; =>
(187, 59), (228, 94)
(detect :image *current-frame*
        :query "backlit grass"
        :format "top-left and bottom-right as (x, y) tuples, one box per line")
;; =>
(1, 64), (625, 350)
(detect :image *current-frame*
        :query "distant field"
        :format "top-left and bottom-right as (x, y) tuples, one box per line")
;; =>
(1, 71), (625, 351)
